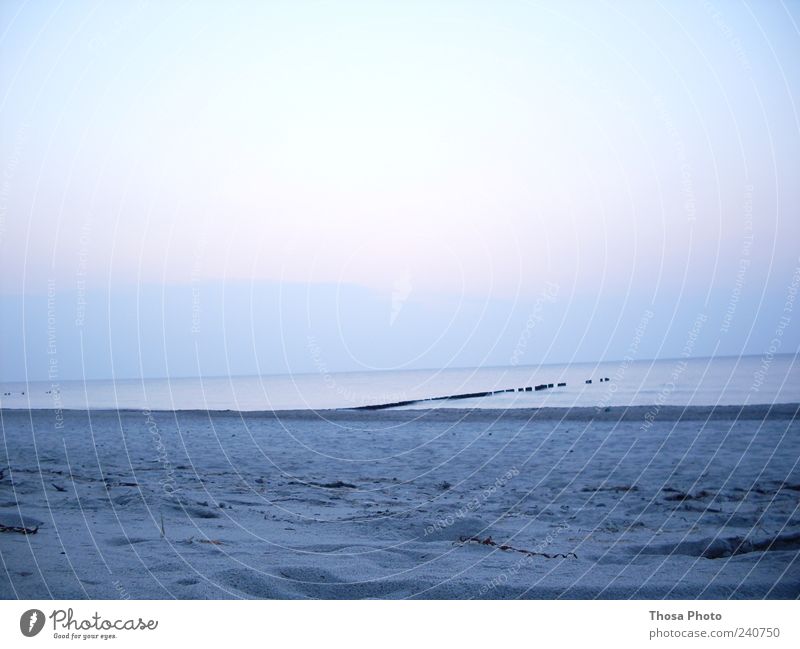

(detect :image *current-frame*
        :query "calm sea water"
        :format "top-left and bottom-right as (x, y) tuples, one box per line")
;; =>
(0, 354), (797, 412)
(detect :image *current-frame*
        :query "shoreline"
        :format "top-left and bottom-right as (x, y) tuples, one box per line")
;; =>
(1, 402), (798, 420)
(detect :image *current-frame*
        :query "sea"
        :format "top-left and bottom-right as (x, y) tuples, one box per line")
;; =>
(0, 353), (797, 412)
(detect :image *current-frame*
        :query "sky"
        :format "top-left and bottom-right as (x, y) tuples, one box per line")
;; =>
(1, 0), (799, 381)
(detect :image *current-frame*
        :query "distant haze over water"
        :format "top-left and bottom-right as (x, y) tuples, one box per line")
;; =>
(1, 354), (796, 412)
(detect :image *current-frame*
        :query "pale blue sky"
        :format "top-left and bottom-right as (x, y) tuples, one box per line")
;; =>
(1, 1), (798, 380)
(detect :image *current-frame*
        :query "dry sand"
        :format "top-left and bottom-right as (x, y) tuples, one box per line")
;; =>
(1, 405), (798, 599)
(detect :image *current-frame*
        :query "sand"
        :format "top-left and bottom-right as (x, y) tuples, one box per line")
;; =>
(1, 405), (798, 599)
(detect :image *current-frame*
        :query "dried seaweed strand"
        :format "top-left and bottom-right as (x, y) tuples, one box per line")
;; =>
(0, 523), (39, 535)
(457, 535), (576, 559)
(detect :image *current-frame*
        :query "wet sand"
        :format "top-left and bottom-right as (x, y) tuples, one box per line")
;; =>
(1, 405), (798, 599)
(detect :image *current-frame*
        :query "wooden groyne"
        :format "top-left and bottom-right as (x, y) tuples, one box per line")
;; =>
(353, 390), (502, 410)
(347, 378), (618, 411)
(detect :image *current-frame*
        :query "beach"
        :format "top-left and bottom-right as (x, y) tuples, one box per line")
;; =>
(1, 405), (798, 599)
